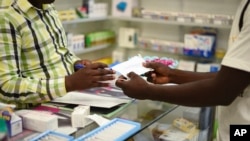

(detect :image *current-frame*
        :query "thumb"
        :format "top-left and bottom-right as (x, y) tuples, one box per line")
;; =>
(115, 78), (126, 88)
(127, 72), (140, 79)
(81, 59), (92, 65)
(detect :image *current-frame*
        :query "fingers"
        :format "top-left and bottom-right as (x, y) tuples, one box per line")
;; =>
(97, 68), (115, 76)
(118, 75), (127, 80)
(92, 82), (110, 88)
(81, 59), (92, 65)
(143, 62), (163, 70)
(82, 66), (115, 76)
(116, 72), (139, 88)
(115, 78), (126, 88)
(89, 62), (108, 69)
(127, 72), (140, 79)
(96, 75), (115, 82)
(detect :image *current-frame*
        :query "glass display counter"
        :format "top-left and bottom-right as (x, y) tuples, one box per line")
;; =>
(73, 99), (178, 140)
(73, 100), (214, 141)
(128, 105), (215, 141)
(9, 99), (214, 141)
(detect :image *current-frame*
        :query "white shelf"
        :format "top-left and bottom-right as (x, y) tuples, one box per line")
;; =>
(62, 16), (231, 29)
(62, 17), (109, 25)
(73, 44), (111, 55)
(110, 17), (232, 29)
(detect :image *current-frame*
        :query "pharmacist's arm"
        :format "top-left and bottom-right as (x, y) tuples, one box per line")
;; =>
(143, 62), (217, 84)
(116, 65), (250, 107)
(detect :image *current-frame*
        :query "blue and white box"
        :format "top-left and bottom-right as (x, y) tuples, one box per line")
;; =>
(184, 34), (216, 58)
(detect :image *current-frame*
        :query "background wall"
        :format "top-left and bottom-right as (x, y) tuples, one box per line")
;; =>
(54, 0), (240, 62)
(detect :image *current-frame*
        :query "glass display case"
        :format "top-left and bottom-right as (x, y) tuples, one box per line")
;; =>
(9, 99), (214, 141)
(73, 100), (215, 141)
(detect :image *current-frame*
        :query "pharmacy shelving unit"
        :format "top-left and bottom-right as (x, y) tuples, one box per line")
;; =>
(55, 0), (114, 61)
(60, 15), (232, 62)
(110, 16), (232, 29)
(109, 0), (240, 63)
(62, 17), (108, 25)
(57, 0), (239, 62)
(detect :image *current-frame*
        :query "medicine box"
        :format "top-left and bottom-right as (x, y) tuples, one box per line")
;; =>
(173, 118), (196, 133)
(193, 13), (212, 24)
(212, 14), (233, 25)
(118, 27), (138, 48)
(177, 12), (194, 23)
(141, 9), (160, 19)
(7, 114), (22, 137)
(159, 125), (198, 141)
(71, 105), (91, 128)
(0, 108), (22, 137)
(20, 111), (58, 132)
(112, 0), (138, 17)
(184, 34), (216, 58)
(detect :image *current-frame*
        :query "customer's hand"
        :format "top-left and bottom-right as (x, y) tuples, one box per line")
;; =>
(66, 62), (115, 91)
(74, 59), (92, 71)
(143, 62), (172, 84)
(115, 72), (151, 100)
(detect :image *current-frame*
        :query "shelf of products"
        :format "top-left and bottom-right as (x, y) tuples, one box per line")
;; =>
(61, 16), (232, 29)
(72, 43), (112, 55)
(57, 0), (238, 63)
(62, 17), (109, 25)
(110, 16), (232, 29)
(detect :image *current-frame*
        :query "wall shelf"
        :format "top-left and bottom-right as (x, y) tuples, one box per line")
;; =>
(62, 17), (109, 25)
(62, 16), (232, 29)
(127, 47), (217, 62)
(73, 44), (112, 55)
(110, 17), (232, 29)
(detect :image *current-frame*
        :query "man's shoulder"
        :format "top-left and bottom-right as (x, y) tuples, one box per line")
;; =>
(0, 0), (13, 16)
(0, 3), (25, 26)
(0, 0), (14, 10)
(0, 7), (10, 22)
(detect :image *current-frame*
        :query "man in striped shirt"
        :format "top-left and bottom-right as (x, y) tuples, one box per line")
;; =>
(0, 0), (115, 109)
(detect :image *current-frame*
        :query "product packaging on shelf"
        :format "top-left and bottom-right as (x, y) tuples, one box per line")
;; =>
(0, 106), (22, 137)
(118, 27), (139, 48)
(184, 33), (216, 58)
(112, 0), (139, 17)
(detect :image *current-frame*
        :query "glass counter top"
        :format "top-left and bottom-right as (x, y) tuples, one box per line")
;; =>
(74, 99), (178, 140)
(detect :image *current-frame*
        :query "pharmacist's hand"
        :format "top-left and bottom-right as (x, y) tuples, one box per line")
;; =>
(74, 59), (92, 71)
(116, 72), (150, 100)
(66, 62), (115, 91)
(143, 62), (171, 84)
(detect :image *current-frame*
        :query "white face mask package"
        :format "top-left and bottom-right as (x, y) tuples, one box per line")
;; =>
(71, 105), (91, 128)
(15, 110), (58, 132)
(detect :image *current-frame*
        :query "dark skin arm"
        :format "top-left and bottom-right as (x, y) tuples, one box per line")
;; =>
(144, 62), (217, 84)
(66, 62), (115, 92)
(74, 59), (92, 71)
(116, 62), (250, 107)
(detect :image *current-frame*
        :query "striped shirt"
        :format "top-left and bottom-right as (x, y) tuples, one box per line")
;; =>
(0, 0), (80, 108)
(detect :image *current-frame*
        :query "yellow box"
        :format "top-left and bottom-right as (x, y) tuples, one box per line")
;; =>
(173, 118), (196, 133)
(94, 57), (113, 65)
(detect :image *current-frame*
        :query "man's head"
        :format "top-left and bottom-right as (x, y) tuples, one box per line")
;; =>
(28, 0), (55, 9)
(41, 0), (55, 4)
